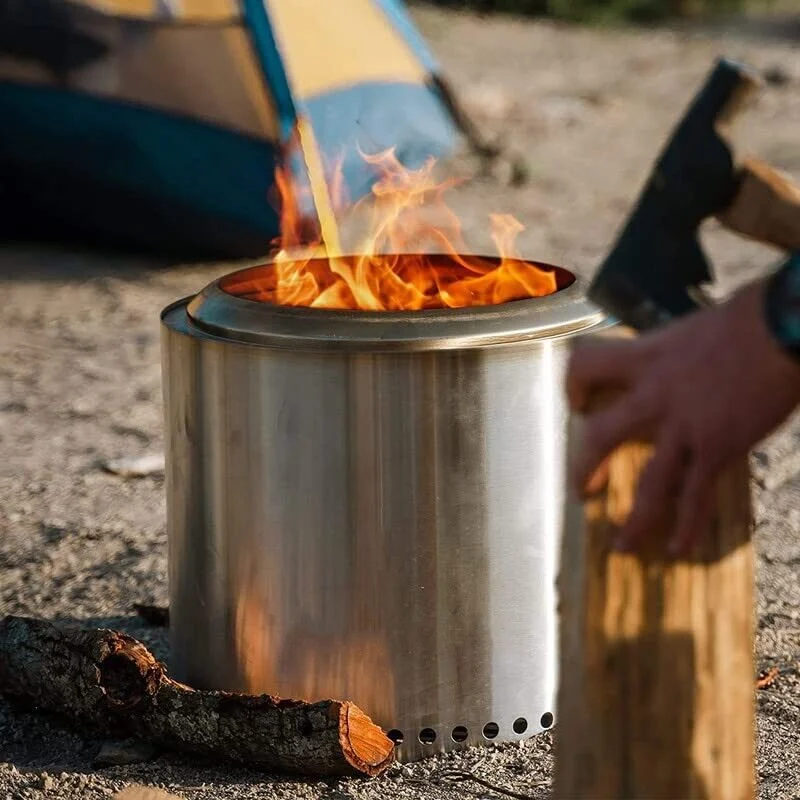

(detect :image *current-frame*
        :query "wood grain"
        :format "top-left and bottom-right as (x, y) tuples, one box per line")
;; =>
(554, 333), (755, 800)
(718, 156), (800, 252)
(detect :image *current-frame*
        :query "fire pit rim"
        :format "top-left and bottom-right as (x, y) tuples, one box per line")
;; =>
(168, 256), (609, 354)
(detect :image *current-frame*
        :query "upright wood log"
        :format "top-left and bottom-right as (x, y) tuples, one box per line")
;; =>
(554, 363), (755, 799)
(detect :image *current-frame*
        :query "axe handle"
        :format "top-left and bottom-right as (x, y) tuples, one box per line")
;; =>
(717, 156), (800, 252)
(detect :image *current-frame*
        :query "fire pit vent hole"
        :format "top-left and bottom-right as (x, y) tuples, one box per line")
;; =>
(482, 722), (499, 740)
(387, 729), (404, 746)
(513, 717), (528, 735)
(418, 728), (437, 745)
(451, 726), (468, 743)
(541, 712), (554, 729)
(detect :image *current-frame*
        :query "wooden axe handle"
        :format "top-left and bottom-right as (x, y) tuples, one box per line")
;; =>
(717, 156), (800, 252)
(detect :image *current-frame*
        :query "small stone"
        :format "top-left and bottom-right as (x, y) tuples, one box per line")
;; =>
(101, 453), (164, 478)
(38, 774), (54, 791)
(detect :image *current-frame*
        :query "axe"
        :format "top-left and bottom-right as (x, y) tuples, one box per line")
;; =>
(589, 57), (800, 331)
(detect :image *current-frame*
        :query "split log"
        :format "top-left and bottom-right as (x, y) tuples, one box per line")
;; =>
(0, 616), (394, 777)
(554, 352), (755, 799)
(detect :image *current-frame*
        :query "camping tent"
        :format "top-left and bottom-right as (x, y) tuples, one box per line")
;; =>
(0, 0), (462, 260)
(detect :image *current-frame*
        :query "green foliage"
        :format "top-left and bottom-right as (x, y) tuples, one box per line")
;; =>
(547, 0), (676, 22)
(554, 0), (745, 22)
(415, 0), (747, 23)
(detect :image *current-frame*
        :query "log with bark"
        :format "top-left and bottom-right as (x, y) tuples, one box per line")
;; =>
(0, 616), (394, 777)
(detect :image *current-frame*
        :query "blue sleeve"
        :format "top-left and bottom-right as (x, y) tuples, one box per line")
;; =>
(764, 252), (800, 359)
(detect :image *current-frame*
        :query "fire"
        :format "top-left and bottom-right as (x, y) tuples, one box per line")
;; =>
(232, 136), (559, 311)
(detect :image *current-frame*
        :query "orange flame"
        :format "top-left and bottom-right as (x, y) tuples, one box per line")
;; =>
(233, 144), (558, 311)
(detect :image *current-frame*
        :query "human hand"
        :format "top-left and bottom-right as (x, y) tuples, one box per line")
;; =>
(566, 278), (800, 556)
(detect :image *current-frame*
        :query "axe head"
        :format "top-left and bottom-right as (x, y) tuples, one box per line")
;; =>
(588, 57), (763, 331)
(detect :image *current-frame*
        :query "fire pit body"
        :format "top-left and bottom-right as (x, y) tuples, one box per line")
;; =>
(161, 256), (608, 762)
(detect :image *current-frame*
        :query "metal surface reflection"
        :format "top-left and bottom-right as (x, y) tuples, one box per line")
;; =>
(161, 274), (609, 761)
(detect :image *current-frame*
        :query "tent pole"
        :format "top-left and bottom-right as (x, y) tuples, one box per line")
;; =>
(294, 117), (343, 258)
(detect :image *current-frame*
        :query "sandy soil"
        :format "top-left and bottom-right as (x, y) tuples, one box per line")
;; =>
(1, 7), (799, 799)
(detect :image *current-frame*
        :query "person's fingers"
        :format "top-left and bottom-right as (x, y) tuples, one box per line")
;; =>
(566, 340), (645, 413)
(583, 454), (611, 496)
(613, 430), (684, 551)
(667, 457), (716, 558)
(572, 385), (661, 495)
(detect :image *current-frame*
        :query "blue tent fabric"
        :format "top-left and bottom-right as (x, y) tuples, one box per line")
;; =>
(289, 82), (458, 220)
(0, 83), (280, 259)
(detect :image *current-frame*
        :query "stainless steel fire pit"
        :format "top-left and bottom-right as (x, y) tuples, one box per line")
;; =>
(160, 255), (609, 762)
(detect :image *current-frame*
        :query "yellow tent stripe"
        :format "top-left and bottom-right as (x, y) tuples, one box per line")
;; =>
(177, 0), (241, 17)
(67, 0), (241, 21)
(265, 0), (428, 101)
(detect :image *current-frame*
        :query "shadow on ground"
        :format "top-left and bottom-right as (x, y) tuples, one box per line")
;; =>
(675, 12), (800, 43)
(0, 243), (169, 285)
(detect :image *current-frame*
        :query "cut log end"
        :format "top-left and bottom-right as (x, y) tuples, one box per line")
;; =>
(339, 702), (395, 777)
(97, 635), (164, 708)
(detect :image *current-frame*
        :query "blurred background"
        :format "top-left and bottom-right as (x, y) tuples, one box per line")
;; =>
(416, 0), (795, 23)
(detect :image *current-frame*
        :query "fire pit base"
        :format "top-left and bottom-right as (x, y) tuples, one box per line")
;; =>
(160, 260), (609, 762)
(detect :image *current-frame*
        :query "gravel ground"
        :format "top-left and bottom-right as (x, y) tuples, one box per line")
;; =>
(1, 7), (799, 799)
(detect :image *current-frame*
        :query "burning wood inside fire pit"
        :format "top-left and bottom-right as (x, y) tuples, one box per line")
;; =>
(226, 135), (558, 311)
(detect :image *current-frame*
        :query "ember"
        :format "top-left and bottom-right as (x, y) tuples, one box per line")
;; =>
(225, 125), (558, 311)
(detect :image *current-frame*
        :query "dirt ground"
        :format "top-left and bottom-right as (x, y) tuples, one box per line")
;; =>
(2, 7), (800, 799)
